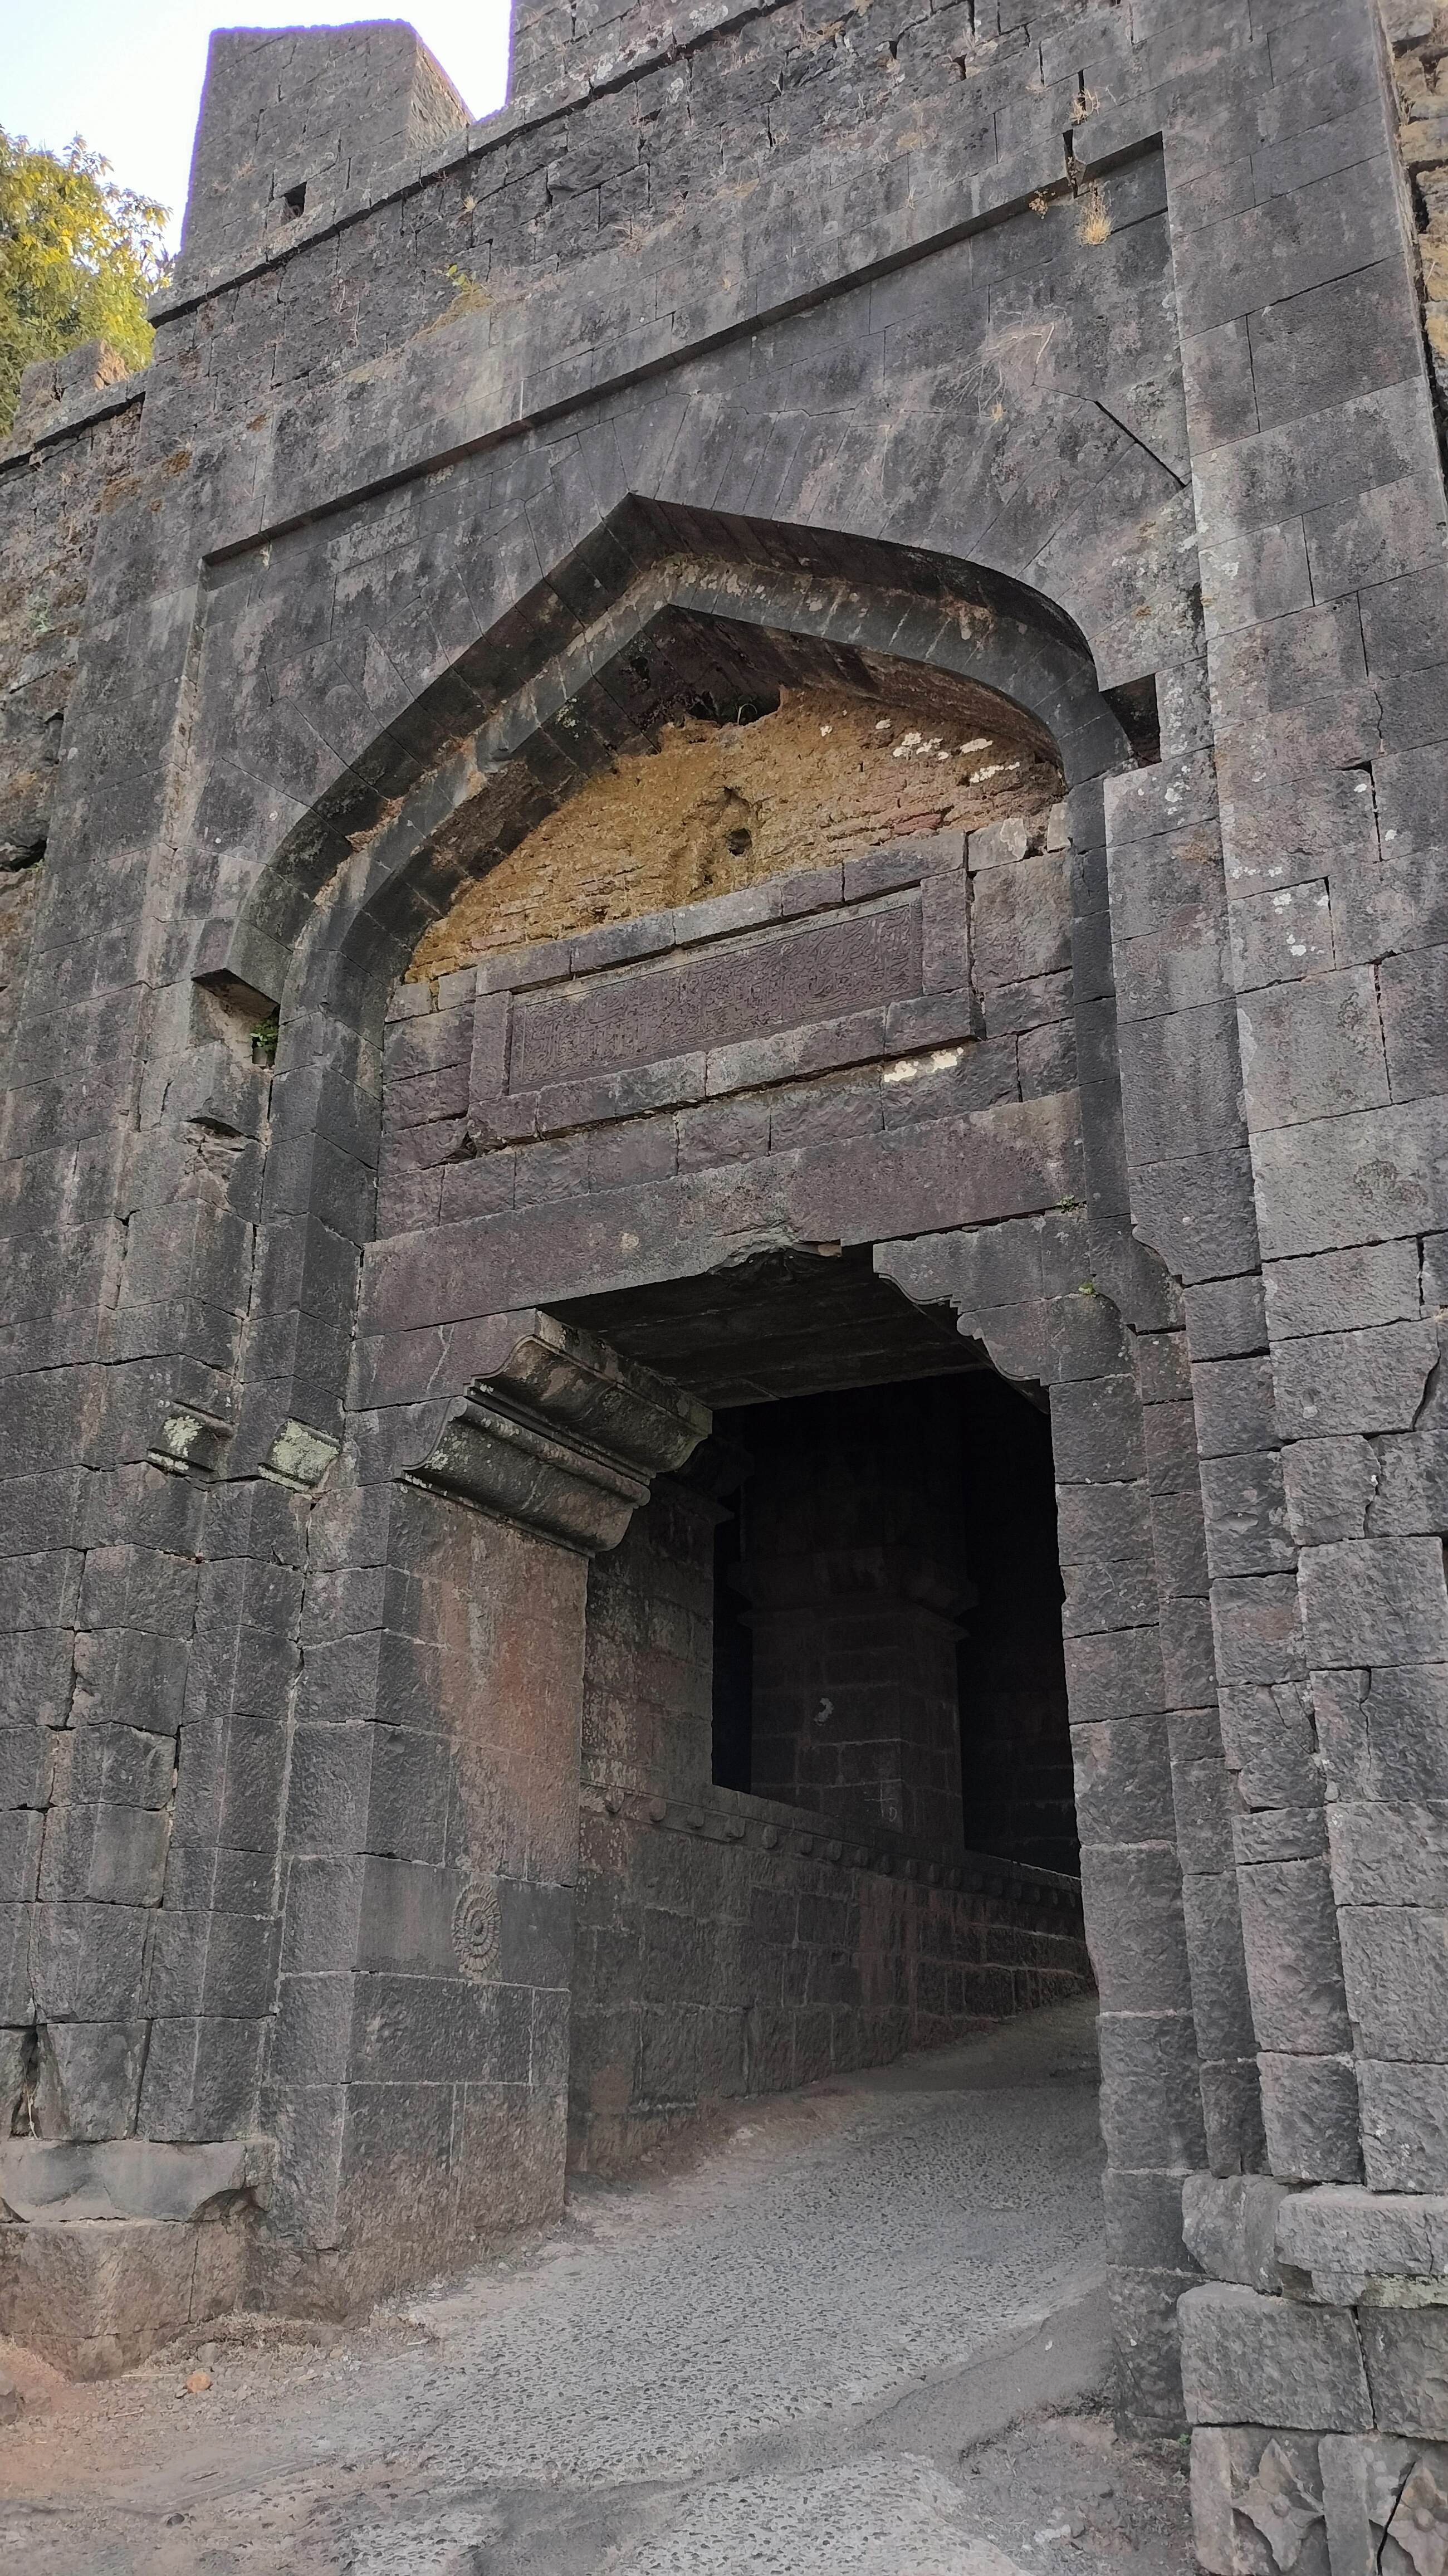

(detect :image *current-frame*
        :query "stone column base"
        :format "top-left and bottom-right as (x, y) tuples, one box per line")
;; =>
(0, 2139), (270, 2375)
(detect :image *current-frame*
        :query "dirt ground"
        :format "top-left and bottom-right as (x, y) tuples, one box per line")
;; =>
(0, 1999), (1195, 2574)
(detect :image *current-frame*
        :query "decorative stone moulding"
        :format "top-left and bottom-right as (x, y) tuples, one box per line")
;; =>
(452, 1882), (503, 1982)
(1192, 2428), (1448, 2575)
(582, 1783), (1086, 1925)
(146, 1405), (233, 1479)
(260, 1418), (342, 1491)
(405, 1311), (711, 1552)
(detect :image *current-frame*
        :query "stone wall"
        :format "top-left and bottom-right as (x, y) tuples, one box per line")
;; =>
(0, 366), (152, 2174)
(1383, 0), (1448, 415)
(178, 23), (472, 286)
(0, 401), (140, 845)
(0, 371), (143, 1055)
(0, 2), (1446, 2536)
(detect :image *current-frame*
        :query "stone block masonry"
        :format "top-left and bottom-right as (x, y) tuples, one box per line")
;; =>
(0, 0), (1444, 2554)
(572, 1790), (1090, 2170)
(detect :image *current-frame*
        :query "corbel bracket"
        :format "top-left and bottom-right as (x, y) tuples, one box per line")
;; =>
(405, 1310), (711, 1554)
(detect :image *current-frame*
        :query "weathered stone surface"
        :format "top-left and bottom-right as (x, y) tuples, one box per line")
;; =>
(1319, 2431), (1448, 2576)
(1179, 2284), (1373, 2433)
(178, 21), (471, 285)
(0, 0), (1445, 2486)
(1359, 2307), (1448, 2441)
(1359, 2058), (1448, 2195)
(1259, 2052), (1364, 2189)
(1190, 2426), (1328, 2576)
(1276, 2185), (1448, 2308)
(0, 2213), (249, 2377)
(414, 698), (1053, 983)
(0, 2136), (270, 2224)
(1183, 2174), (1292, 2297)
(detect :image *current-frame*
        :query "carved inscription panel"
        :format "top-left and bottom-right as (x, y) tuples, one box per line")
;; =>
(508, 893), (923, 1091)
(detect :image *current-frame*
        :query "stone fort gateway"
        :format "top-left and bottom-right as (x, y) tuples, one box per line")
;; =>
(3, 0), (1448, 2560)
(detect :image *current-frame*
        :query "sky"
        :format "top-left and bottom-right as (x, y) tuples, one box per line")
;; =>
(1, 0), (514, 247)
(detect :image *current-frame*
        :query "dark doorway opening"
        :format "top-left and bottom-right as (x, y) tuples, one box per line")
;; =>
(555, 1248), (1078, 1876)
(565, 1251), (1093, 2173)
(955, 1373), (1077, 1875)
(696, 1371), (1075, 1874)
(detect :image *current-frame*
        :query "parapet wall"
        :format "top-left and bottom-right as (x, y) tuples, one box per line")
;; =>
(178, 20), (471, 283)
(574, 1790), (1091, 2168)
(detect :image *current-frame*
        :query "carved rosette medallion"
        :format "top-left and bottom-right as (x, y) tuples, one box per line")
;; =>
(452, 1881), (501, 1983)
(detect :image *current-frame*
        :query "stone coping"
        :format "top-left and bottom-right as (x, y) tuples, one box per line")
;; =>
(1186, 2175), (1448, 2310)
(581, 1775), (1086, 1918)
(0, 376), (146, 471)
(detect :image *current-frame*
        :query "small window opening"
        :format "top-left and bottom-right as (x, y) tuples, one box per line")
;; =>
(282, 182), (307, 220)
(1103, 672), (1161, 768)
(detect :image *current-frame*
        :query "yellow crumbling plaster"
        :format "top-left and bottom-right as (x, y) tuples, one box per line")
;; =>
(408, 684), (1061, 982)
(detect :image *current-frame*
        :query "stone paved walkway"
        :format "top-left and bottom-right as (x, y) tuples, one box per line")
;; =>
(0, 1997), (1194, 2573)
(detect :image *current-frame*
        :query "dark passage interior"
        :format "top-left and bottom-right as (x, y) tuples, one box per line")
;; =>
(706, 1374), (1076, 1875)
(953, 1373), (1077, 1875)
(556, 1249), (1078, 1880)
(565, 1250), (1093, 2165)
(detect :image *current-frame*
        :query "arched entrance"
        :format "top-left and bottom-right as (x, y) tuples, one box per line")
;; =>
(12, 497), (1244, 2429)
(258, 557), (1238, 2431)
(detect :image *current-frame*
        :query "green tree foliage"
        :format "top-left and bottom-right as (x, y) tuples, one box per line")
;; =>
(0, 130), (169, 435)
